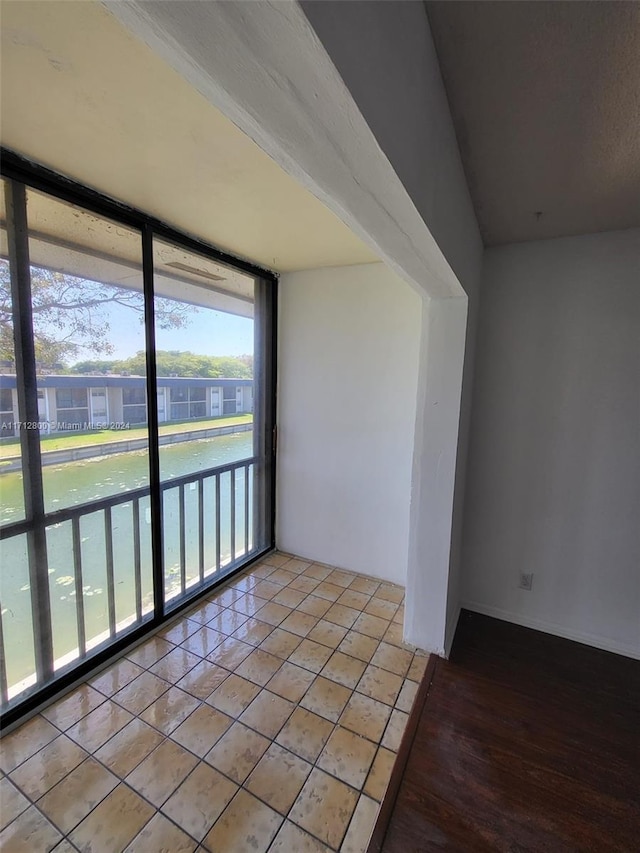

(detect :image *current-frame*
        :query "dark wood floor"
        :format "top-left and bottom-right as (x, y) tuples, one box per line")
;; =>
(371, 610), (640, 852)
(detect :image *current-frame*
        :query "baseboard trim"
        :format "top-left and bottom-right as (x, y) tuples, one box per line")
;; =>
(462, 601), (640, 661)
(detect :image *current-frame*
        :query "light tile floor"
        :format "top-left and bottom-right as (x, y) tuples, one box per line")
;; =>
(0, 553), (429, 853)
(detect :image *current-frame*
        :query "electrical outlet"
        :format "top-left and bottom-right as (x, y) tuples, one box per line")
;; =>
(519, 572), (534, 591)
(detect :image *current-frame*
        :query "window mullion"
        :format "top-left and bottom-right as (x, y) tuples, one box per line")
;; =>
(141, 225), (164, 622)
(4, 179), (54, 681)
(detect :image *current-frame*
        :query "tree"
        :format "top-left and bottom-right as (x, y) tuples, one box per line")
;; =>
(95, 350), (253, 378)
(64, 351), (252, 378)
(70, 359), (119, 375)
(0, 261), (194, 371)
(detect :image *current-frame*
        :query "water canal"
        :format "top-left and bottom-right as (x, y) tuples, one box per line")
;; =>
(0, 431), (253, 692)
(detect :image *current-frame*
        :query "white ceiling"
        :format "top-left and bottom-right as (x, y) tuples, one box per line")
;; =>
(0, 0), (377, 273)
(427, 1), (640, 245)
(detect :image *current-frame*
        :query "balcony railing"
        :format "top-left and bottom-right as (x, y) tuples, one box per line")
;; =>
(0, 456), (257, 711)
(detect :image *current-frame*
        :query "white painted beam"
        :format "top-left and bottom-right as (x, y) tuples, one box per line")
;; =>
(103, 0), (464, 301)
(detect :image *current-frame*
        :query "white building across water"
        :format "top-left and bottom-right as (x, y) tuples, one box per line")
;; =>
(0, 375), (253, 435)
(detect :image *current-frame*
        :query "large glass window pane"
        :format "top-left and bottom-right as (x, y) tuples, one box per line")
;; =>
(0, 167), (274, 721)
(46, 521), (81, 669)
(26, 189), (150, 509)
(24, 189), (154, 672)
(0, 534), (36, 701)
(153, 238), (257, 604)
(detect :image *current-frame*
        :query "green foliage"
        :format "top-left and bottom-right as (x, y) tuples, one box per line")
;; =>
(67, 359), (118, 374)
(73, 350), (252, 378)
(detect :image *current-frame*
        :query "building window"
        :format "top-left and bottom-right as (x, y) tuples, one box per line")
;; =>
(169, 386), (207, 421)
(55, 388), (89, 428)
(0, 158), (276, 726)
(188, 387), (206, 419)
(122, 387), (146, 424)
(169, 386), (188, 421)
(55, 388), (86, 409)
(222, 385), (237, 415)
(0, 388), (14, 436)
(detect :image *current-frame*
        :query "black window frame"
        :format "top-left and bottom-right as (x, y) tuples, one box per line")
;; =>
(0, 149), (277, 729)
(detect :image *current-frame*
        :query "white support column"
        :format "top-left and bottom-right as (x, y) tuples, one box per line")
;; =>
(404, 295), (468, 654)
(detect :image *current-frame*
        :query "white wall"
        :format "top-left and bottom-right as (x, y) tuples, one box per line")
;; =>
(462, 228), (640, 658)
(302, 0), (483, 650)
(277, 263), (421, 585)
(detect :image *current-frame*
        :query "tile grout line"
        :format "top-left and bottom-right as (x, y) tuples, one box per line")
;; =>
(2, 554), (421, 853)
(5, 714), (393, 847)
(2, 660), (405, 851)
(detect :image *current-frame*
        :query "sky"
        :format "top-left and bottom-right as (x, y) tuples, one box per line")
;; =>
(74, 299), (254, 362)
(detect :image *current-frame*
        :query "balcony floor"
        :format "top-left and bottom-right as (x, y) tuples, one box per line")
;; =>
(0, 552), (428, 852)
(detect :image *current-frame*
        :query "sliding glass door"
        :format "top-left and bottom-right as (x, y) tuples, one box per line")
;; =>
(0, 157), (276, 724)
(152, 238), (258, 606)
